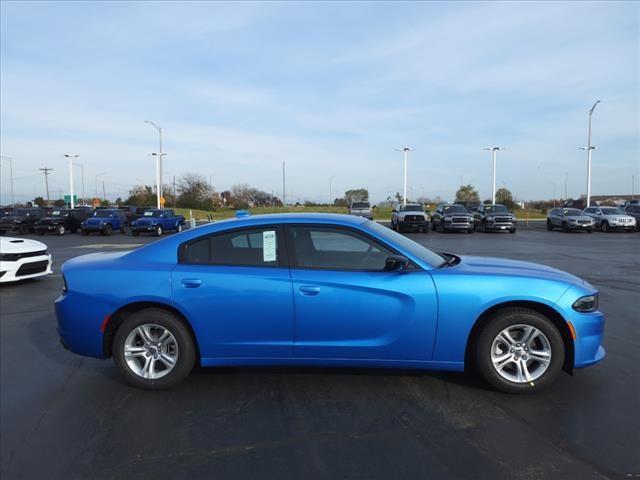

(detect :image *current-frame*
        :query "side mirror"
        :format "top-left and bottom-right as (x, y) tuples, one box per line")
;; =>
(384, 255), (410, 271)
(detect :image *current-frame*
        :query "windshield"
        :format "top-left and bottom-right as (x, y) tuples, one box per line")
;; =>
(601, 207), (623, 215)
(367, 221), (445, 268)
(144, 210), (162, 217)
(562, 209), (582, 216)
(352, 202), (370, 209)
(485, 205), (508, 213)
(401, 205), (424, 212)
(51, 210), (68, 217)
(93, 210), (114, 217)
(443, 205), (466, 214)
(627, 206), (640, 213)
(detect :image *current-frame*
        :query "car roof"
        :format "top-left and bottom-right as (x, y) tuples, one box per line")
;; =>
(218, 212), (369, 227)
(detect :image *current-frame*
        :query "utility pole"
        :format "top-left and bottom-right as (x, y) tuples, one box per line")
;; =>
(145, 121), (163, 207)
(39, 167), (53, 204)
(580, 100), (600, 207)
(282, 161), (286, 206)
(64, 154), (79, 208)
(102, 181), (106, 202)
(483, 147), (505, 205)
(395, 147), (413, 205)
(1, 156), (15, 206)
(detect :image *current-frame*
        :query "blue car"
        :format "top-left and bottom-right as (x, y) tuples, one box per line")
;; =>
(130, 209), (185, 236)
(55, 214), (605, 392)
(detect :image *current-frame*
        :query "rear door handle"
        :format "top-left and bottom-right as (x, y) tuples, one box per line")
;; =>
(181, 278), (202, 288)
(299, 286), (320, 296)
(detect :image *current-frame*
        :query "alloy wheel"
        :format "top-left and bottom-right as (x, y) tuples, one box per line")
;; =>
(123, 323), (179, 380)
(490, 324), (551, 383)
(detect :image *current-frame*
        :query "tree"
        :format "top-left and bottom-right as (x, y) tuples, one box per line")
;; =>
(344, 188), (369, 205)
(455, 184), (480, 203)
(495, 187), (516, 210)
(33, 196), (45, 207)
(177, 173), (216, 210)
(124, 185), (156, 207)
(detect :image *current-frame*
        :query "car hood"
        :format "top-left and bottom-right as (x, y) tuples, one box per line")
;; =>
(0, 236), (48, 254)
(455, 255), (585, 287)
(564, 215), (592, 221)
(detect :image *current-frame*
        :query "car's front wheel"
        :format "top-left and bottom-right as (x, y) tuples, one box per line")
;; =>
(56, 224), (66, 235)
(155, 225), (163, 236)
(474, 308), (564, 393)
(113, 309), (196, 389)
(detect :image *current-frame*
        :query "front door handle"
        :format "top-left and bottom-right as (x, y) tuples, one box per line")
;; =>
(181, 278), (202, 288)
(299, 286), (320, 296)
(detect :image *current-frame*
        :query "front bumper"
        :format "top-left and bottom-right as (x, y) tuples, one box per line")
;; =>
(607, 221), (636, 230)
(0, 254), (53, 283)
(568, 222), (594, 230)
(443, 221), (472, 230)
(399, 220), (428, 229)
(130, 224), (157, 232)
(484, 221), (516, 231)
(82, 223), (107, 232)
(34, 224), (59, 233)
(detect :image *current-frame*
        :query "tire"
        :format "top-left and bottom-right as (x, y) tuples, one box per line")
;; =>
(546, 220), (553, 231)
(474, 308), (564, 393)
(102, 224), (112, 236)
(587, 229), (593, 234)
(81, 229), (88, 236)
(18, 224), (28, 235)
(431, 222), (436, 231)
(112, 308), (196, 390)
(155, 225), (163, 237)
(562, 222), (569, 233)
(438, 222), (445, 233)
(509, 229), (516, 234)
(601, 221), (609, 233)
(56, 224), (66, 236)
(467, 228), (474, 234)
(482, 222), (488, 233)
(120, 224), (129, 234)
(176, 223), (183, 233)
(36, 230), (45, 236)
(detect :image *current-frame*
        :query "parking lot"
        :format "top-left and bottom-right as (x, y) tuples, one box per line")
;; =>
(1, 227), (638, 479)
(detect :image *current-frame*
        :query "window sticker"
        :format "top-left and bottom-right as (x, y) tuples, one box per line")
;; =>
(263, 230), (277, 262)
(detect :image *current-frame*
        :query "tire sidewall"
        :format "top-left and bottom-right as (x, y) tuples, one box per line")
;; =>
(475, 308), (565, 393)
(113, 308), (196, 390)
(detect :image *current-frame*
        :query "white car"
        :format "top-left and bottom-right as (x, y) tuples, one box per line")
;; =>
(0, 236), (53, 283)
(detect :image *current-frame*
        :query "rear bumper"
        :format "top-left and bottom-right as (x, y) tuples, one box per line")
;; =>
(0, 254), (52, 283)
(55, 292), (108, 358)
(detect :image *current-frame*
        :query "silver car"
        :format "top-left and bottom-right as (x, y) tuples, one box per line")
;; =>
(546, 208), (594, 233)
(348, 201), (373, 220)
(583, 206), (637, 232)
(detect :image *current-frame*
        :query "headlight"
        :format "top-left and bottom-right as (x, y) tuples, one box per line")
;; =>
(444, 216), (452, 221)
(487, 216), (494, 221)
(62, 274), (68, 294)
(572, 294), (598, 313)
(130, 221), (136, 225)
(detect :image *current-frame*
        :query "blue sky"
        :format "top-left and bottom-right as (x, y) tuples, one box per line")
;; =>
(1, 1), (638, 204)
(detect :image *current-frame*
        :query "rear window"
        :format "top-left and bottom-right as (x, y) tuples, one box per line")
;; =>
(182, 228), (280, 267)
(351, 202), (370, 209)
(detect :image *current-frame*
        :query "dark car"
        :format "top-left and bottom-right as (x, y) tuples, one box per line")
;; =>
(118, 205), (147, 229)
(456, 201), (481, 213)
(34, 208), (90, 235)
(0, 207), (47, 235)
(431, 204), (473, 233)
(130, 209), (185, 236)
(81, 209), (127, 235)
(623, 204), (640, 231)
(474, 204), (517, 233)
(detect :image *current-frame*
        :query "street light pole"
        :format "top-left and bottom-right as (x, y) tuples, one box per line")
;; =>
(329, 176), (336, 205)
(0, 156), (14, 206)
(484, 147), (504, 204)
(75, 163), (85, 205)
(582, 100), (600, 207)
(145, 121), (163, 206)
(395, 147), (413, 205)
(151, 153), (167, 208)
(64, 154), (79, 208)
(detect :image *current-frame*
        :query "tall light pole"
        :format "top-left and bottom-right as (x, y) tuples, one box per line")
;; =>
(64, 154), (79, 208)
(95, 172), (107, 199)
(282, 161), (286, 206)
(151, 153), (166, 208)
(483, 147), (504, 205)
(329, 176), (336, 205)
(564, 172), (568, 200)
(145, 121), (163, 206)
(0, 156), (14, 206)
(74, 162), (85, 205)
(581, 100), (600, 207)
(395, 147), (413, 205)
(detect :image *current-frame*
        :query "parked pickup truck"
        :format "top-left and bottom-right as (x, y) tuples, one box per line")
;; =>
(348, 202), (373, 220)
(130, 209), (185, 236)
(431, 204), (474, 233)
(391, 203), (429, 233)
(34, 208), (90, 235)
(473, 204), (517, 233)
(0, 207), (48, 235)
(81, 209), (127, 236)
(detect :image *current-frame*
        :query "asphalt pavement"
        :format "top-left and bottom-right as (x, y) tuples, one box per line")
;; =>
(1, 227), (638, 479)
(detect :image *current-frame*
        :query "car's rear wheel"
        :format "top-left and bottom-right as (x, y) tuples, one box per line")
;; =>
(475, 308), (564, 393)
(438, 222), (445, 233)
(601, 221), (609, 233)
(562, 222), (569, 233)
(113, 309), (196, 389)
(546, 220), (553, 231)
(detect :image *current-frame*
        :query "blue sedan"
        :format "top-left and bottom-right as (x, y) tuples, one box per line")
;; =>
(55, 213), (605, 392)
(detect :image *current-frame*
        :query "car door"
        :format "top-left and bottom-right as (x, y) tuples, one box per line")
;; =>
(172, 225), (294, 358)
(550, 209), (560, 227)
(286, 225), (438, 360)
